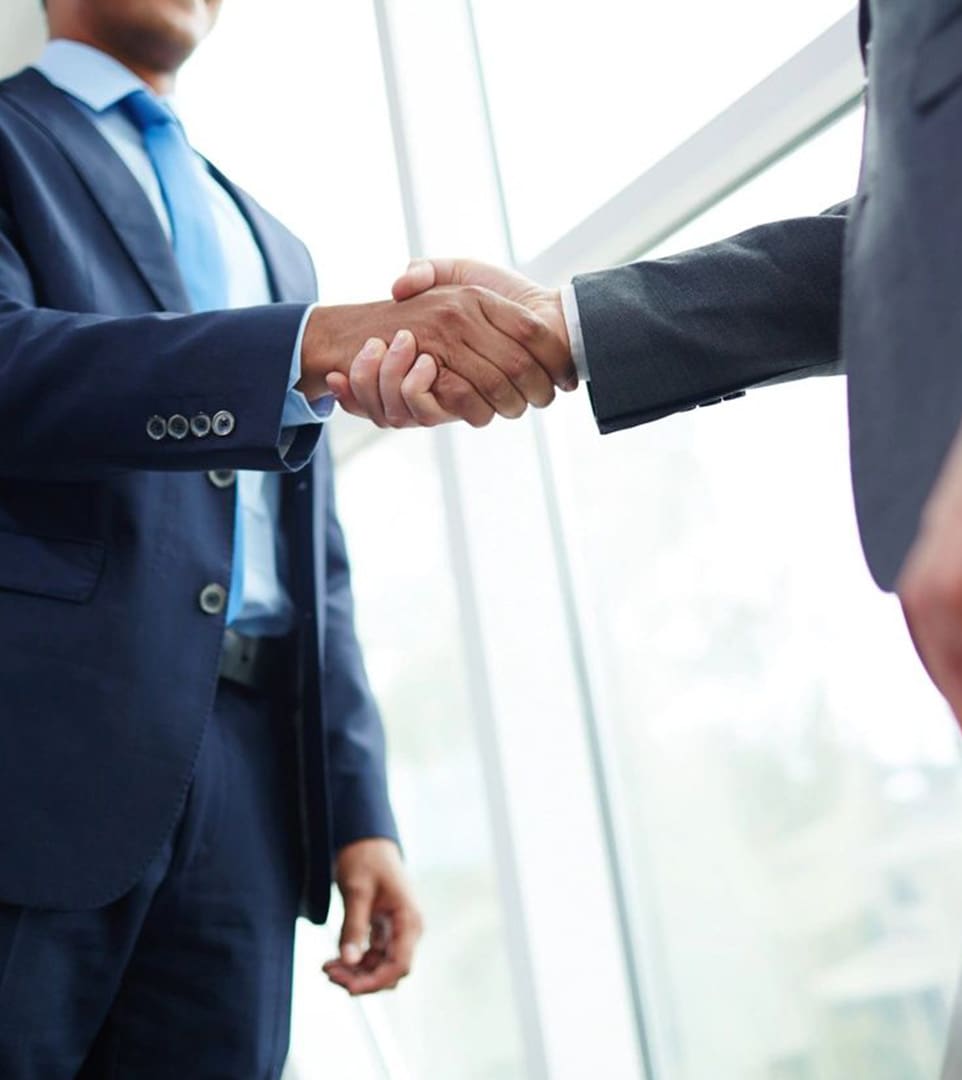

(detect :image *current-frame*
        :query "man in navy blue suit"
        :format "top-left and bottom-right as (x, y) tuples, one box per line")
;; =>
(0, 1), (572, 1075)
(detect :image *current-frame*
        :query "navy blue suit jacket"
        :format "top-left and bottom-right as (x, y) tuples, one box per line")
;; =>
(0, 67), (397, 921)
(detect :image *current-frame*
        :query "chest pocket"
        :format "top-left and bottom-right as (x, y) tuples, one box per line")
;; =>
(914, 0), (962, 110)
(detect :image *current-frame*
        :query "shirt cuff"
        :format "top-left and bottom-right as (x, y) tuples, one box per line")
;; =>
(283, 303), (334, 429)
(561, 284), (590, 383)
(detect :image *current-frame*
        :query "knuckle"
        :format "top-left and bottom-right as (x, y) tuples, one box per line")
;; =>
(486, 379), (523, 417)
(442, 380), (474, 413)
(438, 297), (466, 332)
(341, 878), (373, 899)
(477, 366), (511, 402)
(514, 311), (541, 346)
(501, 344), (532, 383)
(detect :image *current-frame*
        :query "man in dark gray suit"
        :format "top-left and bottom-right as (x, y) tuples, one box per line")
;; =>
(333, 0), (962, 732)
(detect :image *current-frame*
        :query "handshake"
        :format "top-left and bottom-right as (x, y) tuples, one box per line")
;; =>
(299, 259), (576, 428)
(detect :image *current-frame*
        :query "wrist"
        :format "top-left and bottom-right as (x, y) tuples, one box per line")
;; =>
(541, 288), (569, 357)
(299, 302), (391, 399)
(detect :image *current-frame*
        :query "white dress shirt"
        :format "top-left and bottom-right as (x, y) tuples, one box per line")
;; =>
(561, 284), (590, 382)
(34, 39), (329, 637)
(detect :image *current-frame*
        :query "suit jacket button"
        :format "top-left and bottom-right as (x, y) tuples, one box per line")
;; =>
(146, 415), (167, 441)
(208, 469), (236, 489)
(212, 410), (236, 437)
(199, 583), (227, 615)
(191, 413), (212, 438)
(168, 414), (189, 440)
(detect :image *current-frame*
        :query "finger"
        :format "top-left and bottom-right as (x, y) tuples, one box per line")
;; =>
(379, 330), (421, 427)
(463, 319), (552, 413)
(392, 258), (441, 302)
(338, 962), (406, 995)
(478, 292), (567, 399)
(326, 372), (366, 418)
(452, 337), (529, 419)
(401, 355), (458, 427)
(325, 899), (421, 995)
(383, 904), (419, 985)
(349, 337), (391, 428)
(432, 367), (497, 428)
(333, 924), (416, 996)
(338, 882), (375, 968)
(329, 941), (409, 995)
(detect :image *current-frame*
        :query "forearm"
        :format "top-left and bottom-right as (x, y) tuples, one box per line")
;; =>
(0, 298), (319, 473)
(574, 210), (847, 433)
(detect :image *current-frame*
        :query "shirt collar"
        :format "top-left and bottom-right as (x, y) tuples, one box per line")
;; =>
(34, 39), (170, 114)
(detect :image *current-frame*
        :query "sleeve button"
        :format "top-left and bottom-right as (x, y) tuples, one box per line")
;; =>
(168, 414), (190, 440)
(146, 415), (167, 441)
(212, 410), (236, 437)
(190, 413), (212, 438)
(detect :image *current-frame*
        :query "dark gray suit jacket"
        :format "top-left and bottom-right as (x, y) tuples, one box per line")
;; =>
(574, 0), (962, 591)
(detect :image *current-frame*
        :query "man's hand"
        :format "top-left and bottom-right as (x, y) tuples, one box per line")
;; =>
(299, 283), (568, 428)
(898, 424), (962, 729)
(327, 331), (454, 428)
(329, 260), (577, 428)
(322, 838), (423, 996)
(392, 259), (573, 392)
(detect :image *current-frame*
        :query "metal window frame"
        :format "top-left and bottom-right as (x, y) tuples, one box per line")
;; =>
(520, 10), (864, 286)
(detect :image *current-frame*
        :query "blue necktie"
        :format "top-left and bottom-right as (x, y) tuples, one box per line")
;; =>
(122, 89), (245, 623)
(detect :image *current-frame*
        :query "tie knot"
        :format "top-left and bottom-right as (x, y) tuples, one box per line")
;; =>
(121, 89), (176, 133)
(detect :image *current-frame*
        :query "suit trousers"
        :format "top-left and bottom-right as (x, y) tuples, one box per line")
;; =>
(0, 677), (303, 1080)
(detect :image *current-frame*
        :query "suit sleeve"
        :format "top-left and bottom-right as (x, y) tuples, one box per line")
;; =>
(574, 204), (849, 434)
(320, 449), (400, 852)
(0, 205), (320, 474)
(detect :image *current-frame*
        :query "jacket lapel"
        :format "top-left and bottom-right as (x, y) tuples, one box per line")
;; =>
(3, 68), (190, 312)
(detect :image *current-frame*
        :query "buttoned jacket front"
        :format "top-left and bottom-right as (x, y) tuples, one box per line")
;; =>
(0, 67), (397, 920)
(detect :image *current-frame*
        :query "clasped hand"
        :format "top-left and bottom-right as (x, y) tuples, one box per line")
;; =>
(303, 260), (576, 428)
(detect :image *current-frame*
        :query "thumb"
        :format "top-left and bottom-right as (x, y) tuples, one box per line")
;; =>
(326, 371), (363, 417)
(339, 885), (375, 966)
(392, 258), (438, 302)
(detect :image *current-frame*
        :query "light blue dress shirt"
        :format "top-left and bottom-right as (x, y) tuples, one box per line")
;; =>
(35, 40), (330, 637)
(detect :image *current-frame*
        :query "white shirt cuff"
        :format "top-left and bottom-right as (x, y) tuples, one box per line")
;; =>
(561, 284), (589, 383)
(283, 302), (334, 428)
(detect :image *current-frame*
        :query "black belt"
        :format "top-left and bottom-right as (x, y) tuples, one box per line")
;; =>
(218, 628), (294, 695)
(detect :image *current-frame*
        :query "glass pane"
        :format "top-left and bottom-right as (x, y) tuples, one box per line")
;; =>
(179, 0), (409, 304)
(330, 428), (527, 1080)
(470, 0), (855, 261)
(544, 111), (962, 1079)
(180, 7), (524, 1074)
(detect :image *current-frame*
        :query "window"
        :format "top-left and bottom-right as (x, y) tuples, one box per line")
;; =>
(541, 110), (962, 1079)
(469, 0), (854, 260)
(326, 428), (527, 1079)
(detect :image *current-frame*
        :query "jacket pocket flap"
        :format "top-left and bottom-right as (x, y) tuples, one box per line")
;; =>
(914, 10), (962, 110)
(0, 530), (105, 602)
